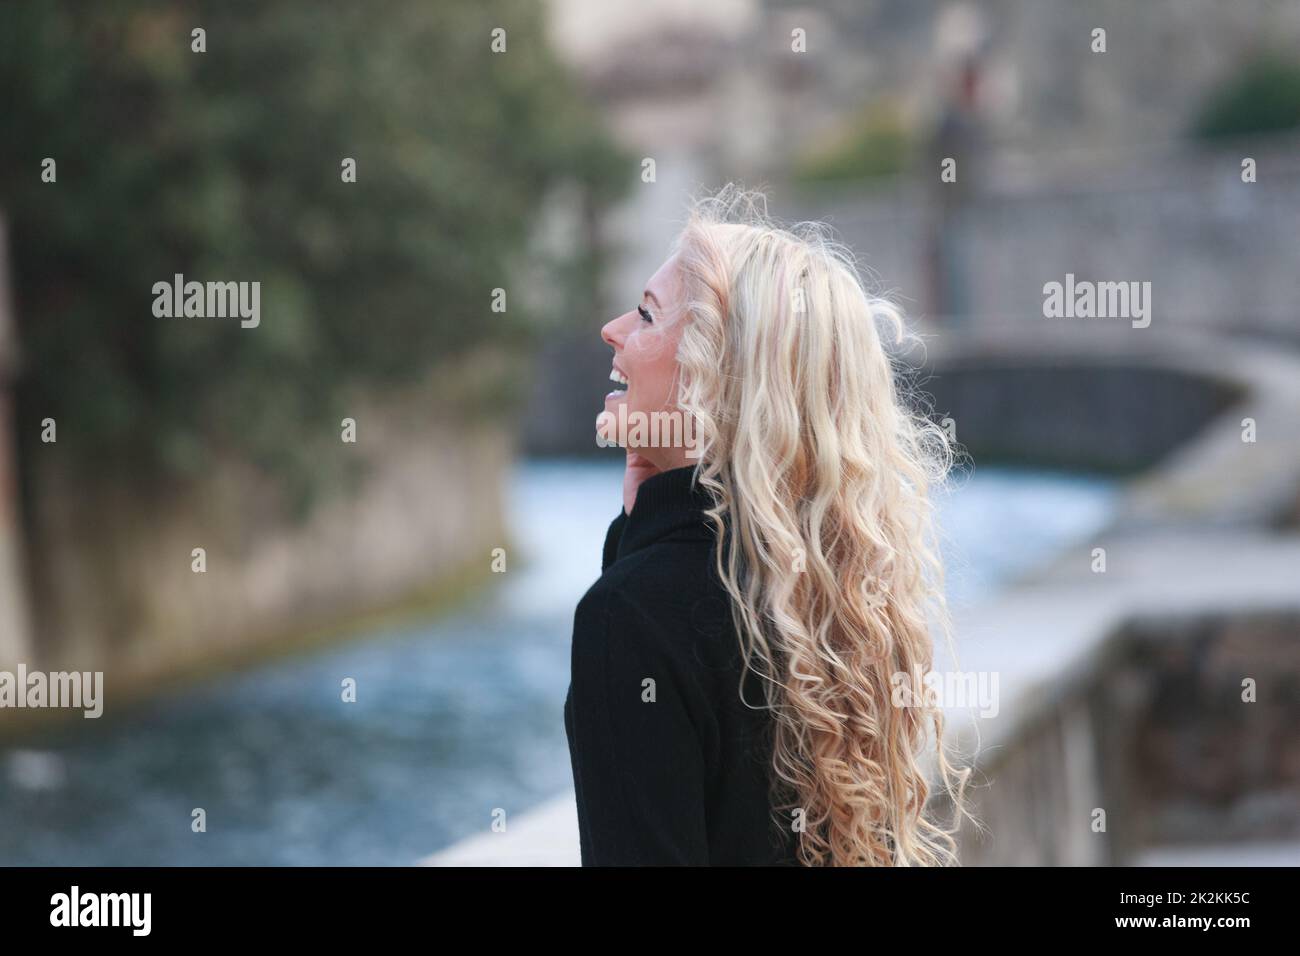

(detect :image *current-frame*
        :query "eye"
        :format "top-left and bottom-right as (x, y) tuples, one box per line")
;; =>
(637, 305), (653, 324)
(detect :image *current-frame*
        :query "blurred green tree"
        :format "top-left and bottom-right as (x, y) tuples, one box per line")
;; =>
(1192, 53), (1300, 140)
(791, 101), (911, 187)
(0, 0), (627, 503)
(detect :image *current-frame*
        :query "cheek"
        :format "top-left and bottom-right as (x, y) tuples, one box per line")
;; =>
(632, 338), (680, 404)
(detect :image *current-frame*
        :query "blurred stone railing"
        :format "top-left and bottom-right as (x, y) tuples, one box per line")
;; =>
(945, 599), (1300, 866)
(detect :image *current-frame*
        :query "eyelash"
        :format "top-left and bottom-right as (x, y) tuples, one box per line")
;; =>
(637, 305), (653, 324)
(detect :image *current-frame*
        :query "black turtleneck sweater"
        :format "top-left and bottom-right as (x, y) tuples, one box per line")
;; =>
(563, 465), (800, 866)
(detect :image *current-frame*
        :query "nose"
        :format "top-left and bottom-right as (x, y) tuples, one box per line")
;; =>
(601, 312), (630, 351)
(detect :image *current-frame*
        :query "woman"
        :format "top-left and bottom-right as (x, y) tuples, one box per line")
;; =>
(563, 186), (972, 866)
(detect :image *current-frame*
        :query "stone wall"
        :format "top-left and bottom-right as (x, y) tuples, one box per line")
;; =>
(789, 132), (1300, 340)
(19, 373), (512, 693)
(954, 610), (1300, 865)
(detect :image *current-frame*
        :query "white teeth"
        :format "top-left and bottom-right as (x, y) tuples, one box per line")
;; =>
(609, 369), (629, 386)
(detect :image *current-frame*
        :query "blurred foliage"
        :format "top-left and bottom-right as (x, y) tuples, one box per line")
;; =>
(791, 101), (911, 186)
(0, 0), (628, 501)
(1192, 53), (1300, 140)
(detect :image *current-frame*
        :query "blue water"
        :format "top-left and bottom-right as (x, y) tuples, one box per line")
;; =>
(0, 459), (1118, 865)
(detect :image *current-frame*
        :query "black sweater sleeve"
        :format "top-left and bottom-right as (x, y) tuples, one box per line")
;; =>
(567, 581), (712, 865)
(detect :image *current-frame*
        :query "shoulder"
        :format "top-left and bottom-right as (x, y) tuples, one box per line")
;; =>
(573, 542), (734, 685)
(574, 548), (677, 657)
(569, 553), (723, 753)
(582, 538), (717, 630)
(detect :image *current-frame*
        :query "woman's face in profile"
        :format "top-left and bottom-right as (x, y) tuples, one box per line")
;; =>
(596, 253), (688, 457)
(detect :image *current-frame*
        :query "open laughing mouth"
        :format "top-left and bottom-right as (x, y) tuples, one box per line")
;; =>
(606, 367), (628, 398)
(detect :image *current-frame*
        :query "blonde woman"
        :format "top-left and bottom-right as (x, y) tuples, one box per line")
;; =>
(563, 186), (973, 866)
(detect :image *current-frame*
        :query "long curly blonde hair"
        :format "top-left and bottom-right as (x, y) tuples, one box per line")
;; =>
(671, 185), (975, 865)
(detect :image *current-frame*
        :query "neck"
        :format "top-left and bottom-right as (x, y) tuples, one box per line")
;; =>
(616, 464), (715, 561)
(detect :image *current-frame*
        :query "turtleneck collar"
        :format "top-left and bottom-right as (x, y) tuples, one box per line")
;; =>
(616, 464), (717, 561)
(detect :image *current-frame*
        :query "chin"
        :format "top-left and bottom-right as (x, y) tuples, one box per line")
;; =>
(595, 409), (620, 447)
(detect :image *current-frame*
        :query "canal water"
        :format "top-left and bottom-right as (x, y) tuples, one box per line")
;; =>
(0, 459), (1118, 865)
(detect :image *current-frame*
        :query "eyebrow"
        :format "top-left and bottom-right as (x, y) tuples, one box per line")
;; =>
(643, 289), (661, 308)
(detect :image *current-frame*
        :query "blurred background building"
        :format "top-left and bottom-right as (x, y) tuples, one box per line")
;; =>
(0, 0), (1297, 865)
